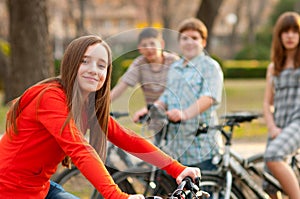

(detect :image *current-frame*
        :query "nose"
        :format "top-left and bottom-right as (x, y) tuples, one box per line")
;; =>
(88, 61), (98, 73)
(186, 37), (194, 44)
(90, 61), (97, 71)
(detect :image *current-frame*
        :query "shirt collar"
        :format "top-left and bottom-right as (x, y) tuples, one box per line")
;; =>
(175, 52), (205, 68)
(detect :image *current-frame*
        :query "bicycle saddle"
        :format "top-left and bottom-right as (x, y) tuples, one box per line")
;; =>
(221, 111), (262, 123)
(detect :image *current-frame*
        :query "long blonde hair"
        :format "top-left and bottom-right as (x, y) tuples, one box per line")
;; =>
(6, 35), (112, 161)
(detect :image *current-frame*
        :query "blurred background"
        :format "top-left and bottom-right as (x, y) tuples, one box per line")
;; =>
(0, 0), (299, 138)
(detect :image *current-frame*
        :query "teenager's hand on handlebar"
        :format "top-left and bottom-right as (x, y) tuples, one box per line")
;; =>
(133, 107), (148, 123)
(128, 194), (145, 199)
(176, 167), (201, 185)
(166, 109), (187, 122)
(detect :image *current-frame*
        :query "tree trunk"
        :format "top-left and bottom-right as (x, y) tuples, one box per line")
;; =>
(6, 0), (54, 103)
(196, 0), (223, 51)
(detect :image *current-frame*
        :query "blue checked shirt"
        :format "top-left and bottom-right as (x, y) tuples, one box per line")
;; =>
(159, 52), (224, 165)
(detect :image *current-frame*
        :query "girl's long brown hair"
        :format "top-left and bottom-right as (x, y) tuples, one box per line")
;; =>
(271, 12), (300, 75)
(6, 35), (112, 161)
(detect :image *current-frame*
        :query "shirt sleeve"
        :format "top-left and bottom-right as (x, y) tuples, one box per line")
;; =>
(120, 56), (145, 87)
(107, 117), (186, 178)
(37, 88), (129, 199)
(201, 58), (223, 104)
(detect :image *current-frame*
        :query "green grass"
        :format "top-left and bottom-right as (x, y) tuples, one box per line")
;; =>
(111, 78), (268, 140)
(221, 79), (267, 140)
(0, 79), (268, 140)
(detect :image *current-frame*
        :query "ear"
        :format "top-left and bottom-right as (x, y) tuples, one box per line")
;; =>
(137, 44), (143, 54)
(160, 40), (165, 49)
(202, 39), (207, 48)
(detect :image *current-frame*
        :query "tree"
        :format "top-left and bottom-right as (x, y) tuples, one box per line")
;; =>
(196, 0), (224, 51)
(6, 0), (54, 103)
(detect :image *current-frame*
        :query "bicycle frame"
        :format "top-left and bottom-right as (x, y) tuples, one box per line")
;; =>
(205, 113), (299, 199)
(217, 128), (270, 199)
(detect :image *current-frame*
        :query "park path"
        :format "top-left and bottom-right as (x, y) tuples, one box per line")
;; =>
(0, 133), (266, 159)
(232, 139), (266, 157)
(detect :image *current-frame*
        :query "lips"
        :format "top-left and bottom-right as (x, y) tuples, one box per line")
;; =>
(83, 76), (98, 82)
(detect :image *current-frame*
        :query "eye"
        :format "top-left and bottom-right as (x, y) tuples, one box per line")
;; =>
(97, 61), (107, 69)
(98, 64), (106, 68)
(180, 35), (188, 41)
(191, 36), (200, 40)
(149, 42), (156, 47)
(81, 58), (89, 64)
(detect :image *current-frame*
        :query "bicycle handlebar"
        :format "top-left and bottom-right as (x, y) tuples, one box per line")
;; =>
(110, 111), (129, 119)
(169, 177), (210, 199)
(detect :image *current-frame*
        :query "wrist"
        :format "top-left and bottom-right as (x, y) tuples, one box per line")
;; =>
(181, 110), (188, 120)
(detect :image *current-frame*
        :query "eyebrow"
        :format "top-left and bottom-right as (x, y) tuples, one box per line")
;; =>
(83, 55), (108, 64)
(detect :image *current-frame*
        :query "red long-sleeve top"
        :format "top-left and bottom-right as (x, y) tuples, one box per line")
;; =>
(0, 82), (185, 199)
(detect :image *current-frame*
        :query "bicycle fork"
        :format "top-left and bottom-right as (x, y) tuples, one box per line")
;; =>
(223, 146), (233, 199)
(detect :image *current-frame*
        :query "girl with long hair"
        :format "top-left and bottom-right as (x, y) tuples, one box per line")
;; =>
(263, 12), (300, 199)
(0, 35), (200, 199)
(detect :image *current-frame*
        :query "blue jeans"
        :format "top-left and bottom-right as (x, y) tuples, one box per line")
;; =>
(46, 181), (80, 199)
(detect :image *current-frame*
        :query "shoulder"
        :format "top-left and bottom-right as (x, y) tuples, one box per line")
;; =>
(19, 81), (66, 110)
(195, 54), (221, 70)
(169, 59), (182, 70)
(267, 63), (275, 75)
(130, 55), (147, 67)
(23, 82), (64, 98)
(35, 82), (66, 103)
(163, 51), (180, 65)
(201, 54), (219, 65)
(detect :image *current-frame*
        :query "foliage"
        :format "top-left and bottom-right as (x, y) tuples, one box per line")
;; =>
(111, 50), (139, 87)
(54, 59), (61, 76)
(270, 0), (300, 25)
(234, 0), (299, 60)
(211, 54), (224, 70)
(223, 60), (268, 78)
(234, 44), (270, 60)
(0, 39), (10, 56)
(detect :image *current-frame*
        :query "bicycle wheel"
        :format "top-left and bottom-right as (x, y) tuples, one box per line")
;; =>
(53, 165), (121, 199)
(200, 172), (245, 199)
(110, 167), (176, 198)
(53, 165), (96, 199)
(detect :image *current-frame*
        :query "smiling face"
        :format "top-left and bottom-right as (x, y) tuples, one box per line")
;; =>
(179, 29), (206, 61)
(138, 37), (164, 63)
(77, 43), (109, 98)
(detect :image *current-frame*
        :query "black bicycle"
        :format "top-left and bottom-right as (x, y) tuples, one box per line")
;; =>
(142, 176), (210, 199)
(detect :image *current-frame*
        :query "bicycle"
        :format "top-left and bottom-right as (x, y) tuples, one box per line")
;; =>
(103, 105), (211, 198)
(197, 112), (300, 199)
(141, 176), (210, 199)
(52, 111), (136, 199)
(110, 111), (300, 199)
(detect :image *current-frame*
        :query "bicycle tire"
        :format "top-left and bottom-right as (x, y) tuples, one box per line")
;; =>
(53, 165), (96, 199)
(200, 172), (245, 199)
(53, 165), (121, 199)
(109, 167), (177, 198)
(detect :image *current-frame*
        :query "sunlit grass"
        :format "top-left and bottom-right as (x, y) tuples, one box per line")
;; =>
(110, 79), (268, 140)
(0, 79), (268, 139)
